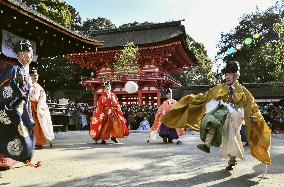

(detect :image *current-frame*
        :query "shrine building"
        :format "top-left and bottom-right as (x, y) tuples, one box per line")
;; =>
(0, 0), (102, 68)
(65, 21), (198, 106)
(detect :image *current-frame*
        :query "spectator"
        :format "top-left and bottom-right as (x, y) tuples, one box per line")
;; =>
(137, 116), (151, 131)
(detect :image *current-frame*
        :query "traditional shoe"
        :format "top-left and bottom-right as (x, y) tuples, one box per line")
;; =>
(226, 156), (237, 170)
(101, 140), (107, 144)
(197, 144), (210, 153)
(111, 137), (119, 143)
(162, 137), (168, 143)
(176, 140), (182, 144)
(146, 140), (150, 143)
(225, 165), (234, 171)
(35, 145), (43, 149)
(49, 141), (53, 148)
(168, 139), (173, 144)
(0, 167), (10, 171)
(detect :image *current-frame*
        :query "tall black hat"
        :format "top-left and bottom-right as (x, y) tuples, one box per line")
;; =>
(14, 39), (33, 54)
(222, 61), (240, 74)
(103, 80), (111, 86)
(165, 88), (172, 94)
(30, 67), (38, 76)
(161, 88), (172, 96)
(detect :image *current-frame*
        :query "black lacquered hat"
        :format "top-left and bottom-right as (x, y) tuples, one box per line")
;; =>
(222, 61), (240, 74)
(14, 39), (33, 53)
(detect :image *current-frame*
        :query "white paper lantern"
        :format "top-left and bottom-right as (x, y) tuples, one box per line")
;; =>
(125, 81), (138, 93)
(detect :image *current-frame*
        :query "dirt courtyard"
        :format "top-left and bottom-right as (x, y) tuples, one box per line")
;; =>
(0, 131), (283, 187)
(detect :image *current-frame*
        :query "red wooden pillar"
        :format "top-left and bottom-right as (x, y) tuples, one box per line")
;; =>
(145, 94), (149, 106)
(157, 90), (161, 107)
(138, 90), (143, 105)
(93, 92), (98, 107)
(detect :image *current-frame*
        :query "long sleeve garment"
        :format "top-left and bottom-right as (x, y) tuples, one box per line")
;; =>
(89, 91), (129, 141)
(0, 62), (35, 162)
(161, 81), (271, 165)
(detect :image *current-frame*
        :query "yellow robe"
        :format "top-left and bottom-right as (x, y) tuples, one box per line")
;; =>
(161, 81), (271, 165)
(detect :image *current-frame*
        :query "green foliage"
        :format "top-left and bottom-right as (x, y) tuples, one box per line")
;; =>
(119, 21), (153, 28)
(217, 1), (284, 83)
(22, 0), (81, 29)
(80, 17), (116, 33)
(113, 42), (139, 74)
(171, 35), (216, 85)
(273, 20), (284, 81)
(34, 56), (92, 91)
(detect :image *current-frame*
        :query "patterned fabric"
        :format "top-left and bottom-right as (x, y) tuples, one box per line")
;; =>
(137, 120), (150, 131)
(0, 62), (35, 162)
(89, 92), (129, 141)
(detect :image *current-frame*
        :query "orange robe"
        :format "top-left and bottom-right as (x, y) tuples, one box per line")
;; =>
(151, 99), (185, 136)
(31, 101), (46, 146)
(89, 91), (129, 141)
(29, 83), (54, 146)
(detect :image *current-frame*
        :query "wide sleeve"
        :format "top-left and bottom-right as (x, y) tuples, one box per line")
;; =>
(112, 93), (124, 116)
(37, 89), (54, 141)
(161, 92), (208, 130)
(90, 94), (105, 127)
(243, 86), (272, 165)
(151, 102), (165, 132)
(1, 66), (23, 108)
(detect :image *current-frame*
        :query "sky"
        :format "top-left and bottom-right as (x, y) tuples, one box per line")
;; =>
(65, 0), (279, 62)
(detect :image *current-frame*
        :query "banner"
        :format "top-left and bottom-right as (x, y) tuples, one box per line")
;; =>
(1, 30), (38, 61)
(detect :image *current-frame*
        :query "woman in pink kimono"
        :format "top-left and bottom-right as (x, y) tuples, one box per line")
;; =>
(149, 88), (185, 143)
(89, 81), (129, 144)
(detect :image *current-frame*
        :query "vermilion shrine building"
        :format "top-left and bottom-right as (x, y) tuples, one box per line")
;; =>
(65, 21), (198, 106)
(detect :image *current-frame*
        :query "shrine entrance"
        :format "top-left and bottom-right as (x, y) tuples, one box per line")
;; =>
(65, 21), (198, 107)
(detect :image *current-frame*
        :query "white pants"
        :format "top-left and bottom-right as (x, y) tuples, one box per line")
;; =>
(220, 111), (245, 160)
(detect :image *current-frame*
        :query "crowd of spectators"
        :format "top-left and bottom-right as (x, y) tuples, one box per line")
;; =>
(121, 104), (158, 130)
(259, 103), (284, 134)
(47, 94), (284, 133)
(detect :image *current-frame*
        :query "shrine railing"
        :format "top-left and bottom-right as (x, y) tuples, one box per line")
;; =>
(81, 71), (181, 86)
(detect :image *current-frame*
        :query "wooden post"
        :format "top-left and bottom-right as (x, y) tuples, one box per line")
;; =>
(145, 94), (149, 106)
(157, 90), (161, 107)
(93, 92), (97, 107)
(138, 90), (142, 105)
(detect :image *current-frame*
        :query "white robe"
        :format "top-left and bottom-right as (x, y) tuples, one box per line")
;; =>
(30, 83), (54, 141)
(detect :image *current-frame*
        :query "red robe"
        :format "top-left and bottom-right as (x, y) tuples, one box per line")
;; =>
(89, 92), (129, 141)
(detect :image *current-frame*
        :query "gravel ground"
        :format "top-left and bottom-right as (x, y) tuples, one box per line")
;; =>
(0, 131), (283, 187)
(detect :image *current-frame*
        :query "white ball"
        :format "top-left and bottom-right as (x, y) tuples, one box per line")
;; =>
(125, 81), (138, 93)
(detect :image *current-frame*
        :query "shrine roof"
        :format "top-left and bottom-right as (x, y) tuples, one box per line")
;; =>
(89, 20), (198, 66)
(90, 21), (186, 48)
(0, 0), (103, 57)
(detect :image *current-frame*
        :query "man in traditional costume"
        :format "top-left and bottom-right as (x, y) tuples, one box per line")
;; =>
(0, 40), (36, 169)
(29, 68), (54, 148)
(149, 88), (185, 144)
(89, 80), (129, 144)
(161, 61), (271, 170)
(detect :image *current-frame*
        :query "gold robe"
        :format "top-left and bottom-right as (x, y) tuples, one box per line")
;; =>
(161, 81), (271, 165)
